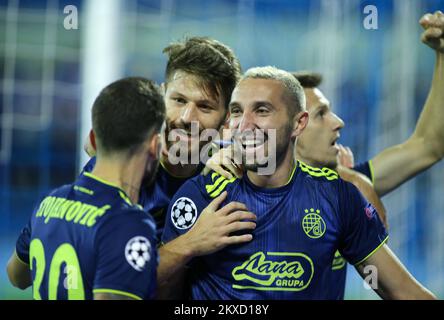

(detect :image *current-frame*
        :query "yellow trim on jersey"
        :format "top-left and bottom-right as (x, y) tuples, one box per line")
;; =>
(205, 172), (237, 198)
(118, 191), (133, 206)
(73, 185), (94, 196)
(206, 175), (226, 194)
(210, 176), (236, 198)
(83, 172), (132, 205)
(83, 172), (121, 191)
(298, 161), (338, 181)
(285, 162), (298, 185)
(354, 235), (389, 266)
(206, 162), (296, 197)
(368, 160), (375, 184)
(93, 289), (142, 300)
(14, 250), (29, 266)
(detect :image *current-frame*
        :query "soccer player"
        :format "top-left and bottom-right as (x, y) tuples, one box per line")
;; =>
(201, 11), (443, 298)
(83, 37), (243, 241)
(6, 77), (165, 300)
(160, 66), (436, 299)
(295, 11), (444, 197)
(289, 10), (444, 299)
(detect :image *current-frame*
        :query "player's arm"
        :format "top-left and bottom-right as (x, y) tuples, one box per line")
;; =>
(93, 213), (158, 300)
(6, 251), (31, 290)
(371, 11), (444, 197)
(158, 189), (256, 299)
(94, 293), (136, 300)
(336, 165), (388, 229)
(355, 244), (436, 299)
(8, 220), (32, 290)
(339, 181), (435, 299)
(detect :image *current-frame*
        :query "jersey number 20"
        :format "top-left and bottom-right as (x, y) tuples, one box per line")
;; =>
(29, 239), (85, 300)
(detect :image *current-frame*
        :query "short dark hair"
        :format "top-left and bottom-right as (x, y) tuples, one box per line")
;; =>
(243, 66), (306, 115)
(291, 71), (323, 88)
(163, 37), (242, 108)
(92, 77), (165, 155)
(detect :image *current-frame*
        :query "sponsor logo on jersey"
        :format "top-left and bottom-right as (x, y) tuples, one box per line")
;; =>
(231, 251), (314, 291)
(302, 208), (326, 239)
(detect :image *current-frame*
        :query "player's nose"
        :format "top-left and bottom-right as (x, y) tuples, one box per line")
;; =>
(238, 111), (256, 132)
(180, 103), (199, 124)
(332, 113), (344, 131)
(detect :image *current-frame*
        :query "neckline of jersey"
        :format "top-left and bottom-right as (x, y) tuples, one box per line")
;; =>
(82, 171), (133, 204)
(243, 160), (298, 194)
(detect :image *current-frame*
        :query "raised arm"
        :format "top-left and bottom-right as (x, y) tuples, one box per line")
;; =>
(371, 11), (444, 196)
(356, 244), (436, 300)
(336, 165), (388, 229)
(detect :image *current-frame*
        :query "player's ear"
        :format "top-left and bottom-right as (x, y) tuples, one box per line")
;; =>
(147, 131), (161, 160)
(291, 111), (309, 139)
(160, 82), (166, 96)
(89, 129), (96, 150)
(84, 129), (96, 157)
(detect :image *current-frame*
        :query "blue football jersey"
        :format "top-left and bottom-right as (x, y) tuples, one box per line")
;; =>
(15, 172), (158, 300)
(82, 157), (202, 241)
(329, 159), (375, 299)
(353, 161), (373, 182)
(162, 161), (388, 300)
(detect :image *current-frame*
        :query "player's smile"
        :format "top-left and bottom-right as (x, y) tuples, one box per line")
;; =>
(240, 132), (266, 147)
(163, 71), (227, 156)
(166, 122), (201, 143)
(238, 131), (268, 158)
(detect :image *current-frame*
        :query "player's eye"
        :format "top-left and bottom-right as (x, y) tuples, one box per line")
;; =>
(198, 104), (213, 112)
(173, 97), (186, 104)
(230, 107), (242, 116)
(256, 106), (270, 115)
(318, 110), (326, 118)
(258, 108), (267, 113)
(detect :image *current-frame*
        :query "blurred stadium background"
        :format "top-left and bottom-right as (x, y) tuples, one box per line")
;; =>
(0, 0), (443, 299)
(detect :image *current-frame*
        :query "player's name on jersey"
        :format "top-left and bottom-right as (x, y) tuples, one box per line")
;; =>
(35, 196), (111, 227)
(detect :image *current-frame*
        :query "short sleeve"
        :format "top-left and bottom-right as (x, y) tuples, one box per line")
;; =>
(338, 181), (388, 265)
(161, 178), (210, 244)
(15, 219), (32, 264)
(353, 161), (373, 182)
(93, 212), (158, 300)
